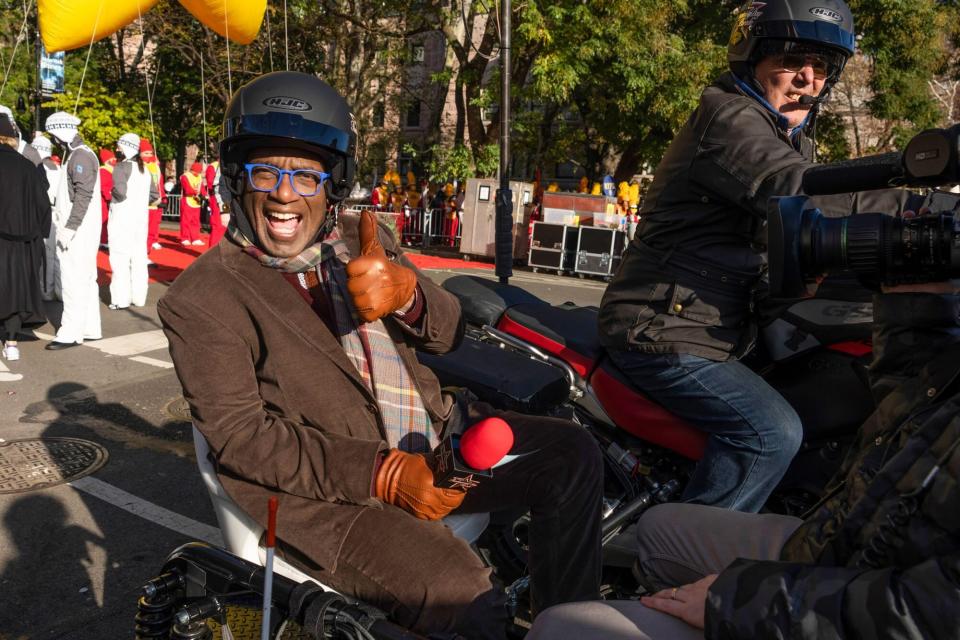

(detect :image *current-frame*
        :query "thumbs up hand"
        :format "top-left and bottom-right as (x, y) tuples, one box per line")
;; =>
(346, 210), (417, 323)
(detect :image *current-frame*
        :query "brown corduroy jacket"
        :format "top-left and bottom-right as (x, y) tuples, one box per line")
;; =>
(158, 212), (464, 571)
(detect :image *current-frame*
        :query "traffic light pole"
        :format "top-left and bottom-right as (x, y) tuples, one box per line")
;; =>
(494, 0), (513, 284)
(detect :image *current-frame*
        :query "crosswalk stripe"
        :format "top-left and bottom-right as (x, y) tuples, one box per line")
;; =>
(0, 358), (23, 382)
(84, 330), (168, 356)
(70, 476), (223, 546)
(130, 356), (175, 369)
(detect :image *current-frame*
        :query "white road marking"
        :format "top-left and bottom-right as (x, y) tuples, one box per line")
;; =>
(0, 360), (23, 382)
(70, 476), (223, 546)
(33, 329), (173, 369)
(84, 330), (168, 356)
(130, 356), (175, 369)
(434, 268), (607, 290)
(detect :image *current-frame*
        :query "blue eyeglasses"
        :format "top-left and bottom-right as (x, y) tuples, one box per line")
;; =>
(243, 163), (331, 197)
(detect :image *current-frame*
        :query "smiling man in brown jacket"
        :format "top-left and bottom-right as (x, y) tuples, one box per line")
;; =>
(158, 71), (602, 639)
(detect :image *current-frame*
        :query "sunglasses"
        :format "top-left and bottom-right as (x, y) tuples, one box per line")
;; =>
(244, 163), (331, 197)
(772, 52), (835, 79)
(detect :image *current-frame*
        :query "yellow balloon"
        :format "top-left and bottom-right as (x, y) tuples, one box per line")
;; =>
(39, 0), (159, 53)
(179, 0), (266, 45)
(39, 0), (265, 52)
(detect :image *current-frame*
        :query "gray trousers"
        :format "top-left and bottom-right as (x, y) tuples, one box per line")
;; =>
(526, 503), (802, 639)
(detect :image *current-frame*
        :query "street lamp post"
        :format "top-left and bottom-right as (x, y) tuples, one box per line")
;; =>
(494, 0), (513, 284)
(34, 22), (42, 135)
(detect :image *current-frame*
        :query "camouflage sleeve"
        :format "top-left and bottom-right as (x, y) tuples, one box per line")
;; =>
(870, 294), (960, 405)
(64, 148), (99, 231)
(705, 554), (960, 639)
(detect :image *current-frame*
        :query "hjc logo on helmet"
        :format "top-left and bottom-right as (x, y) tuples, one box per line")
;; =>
(262, 96), (311, 111)
(809, 7), (843, 22)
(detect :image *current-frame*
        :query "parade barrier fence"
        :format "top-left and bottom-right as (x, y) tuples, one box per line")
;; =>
(342, 204), (462, 250)
(162, 196), (463, 250)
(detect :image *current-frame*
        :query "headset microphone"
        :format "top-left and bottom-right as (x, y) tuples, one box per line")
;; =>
(799, 95), (822, 106)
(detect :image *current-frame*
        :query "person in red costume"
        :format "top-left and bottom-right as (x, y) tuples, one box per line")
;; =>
(98, 148), (116, 247)
(205, 156), (228, 247)
(179, 162), (205, 246)
(140, 139), (165, 252)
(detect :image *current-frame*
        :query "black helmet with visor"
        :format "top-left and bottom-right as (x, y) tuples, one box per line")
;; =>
(728, 0), (855, 86)
(220, 71), (357, 207)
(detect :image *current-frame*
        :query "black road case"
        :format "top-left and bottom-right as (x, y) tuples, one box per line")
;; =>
(528, 222), (578, 273)
(574, 226), (626, 278)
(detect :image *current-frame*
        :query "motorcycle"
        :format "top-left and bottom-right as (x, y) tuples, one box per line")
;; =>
(417, 273), (878, 590)
(136, 542), (435, 639)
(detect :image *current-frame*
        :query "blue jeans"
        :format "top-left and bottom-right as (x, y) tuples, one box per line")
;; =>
(608, 349), (802, 512)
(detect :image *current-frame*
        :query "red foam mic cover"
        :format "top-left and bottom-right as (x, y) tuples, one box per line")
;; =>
(460, 417), (514, 470)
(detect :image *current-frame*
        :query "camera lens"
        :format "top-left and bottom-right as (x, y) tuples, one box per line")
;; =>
(803, 211), (958, 288)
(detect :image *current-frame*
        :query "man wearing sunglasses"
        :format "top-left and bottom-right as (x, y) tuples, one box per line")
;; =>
(158, 71), (602, 639)
(599, 0), (920, 514)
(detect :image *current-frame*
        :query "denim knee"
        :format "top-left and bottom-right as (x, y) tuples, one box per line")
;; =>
(762, 403), (803, 465)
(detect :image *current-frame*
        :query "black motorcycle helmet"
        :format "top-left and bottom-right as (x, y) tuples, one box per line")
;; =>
(220, 71), (357, 215)
(728, 0), (855, 86)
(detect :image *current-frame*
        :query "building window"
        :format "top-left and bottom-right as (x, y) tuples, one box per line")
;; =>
(405, 100), (421, 128)
(411, 44), (425, 63)
(373, 103), (385, 127)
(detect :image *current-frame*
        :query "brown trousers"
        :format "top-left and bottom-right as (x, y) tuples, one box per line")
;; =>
(284, 405), (604, 640)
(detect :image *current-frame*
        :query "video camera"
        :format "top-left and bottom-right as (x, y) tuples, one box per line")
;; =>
(768, 125), (960, 298)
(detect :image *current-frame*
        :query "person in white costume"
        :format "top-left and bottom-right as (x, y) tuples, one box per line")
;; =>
(44, 111), (102, 350)
(108, 133), (157, 309)
(31, 133), (61, 300)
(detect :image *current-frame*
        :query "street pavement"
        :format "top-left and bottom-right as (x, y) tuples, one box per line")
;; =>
(0, 255), (606, 639)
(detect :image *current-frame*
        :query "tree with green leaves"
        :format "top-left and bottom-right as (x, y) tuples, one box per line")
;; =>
(818, 0), (960, 160)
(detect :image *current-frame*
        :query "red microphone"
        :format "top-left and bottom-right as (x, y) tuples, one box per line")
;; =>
(433, 417), (514, 490)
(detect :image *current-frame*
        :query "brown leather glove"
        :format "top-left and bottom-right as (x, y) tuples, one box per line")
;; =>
(346, 210), (417, 323)
(373, 449), (466, 520)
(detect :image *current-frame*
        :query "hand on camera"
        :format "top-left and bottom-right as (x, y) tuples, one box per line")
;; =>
(346, 210), (417, 323)
(374, 449), (466, 520)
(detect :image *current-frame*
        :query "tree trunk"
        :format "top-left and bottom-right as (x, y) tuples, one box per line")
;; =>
(613, 138), (643, 183)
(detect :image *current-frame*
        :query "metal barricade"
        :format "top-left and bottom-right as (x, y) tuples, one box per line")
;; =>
(162, 194), (182, 221)
(422, 207), (462, 249)
(219, 202), (464, 251)
(341, 205), (462, 250)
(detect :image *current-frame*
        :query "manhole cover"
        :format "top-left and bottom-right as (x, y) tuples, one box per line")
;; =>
(165, 397), (193, 422)
(0, 437), (109, 495)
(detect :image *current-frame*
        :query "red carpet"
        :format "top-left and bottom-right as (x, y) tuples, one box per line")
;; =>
(96, 230), (491, 286)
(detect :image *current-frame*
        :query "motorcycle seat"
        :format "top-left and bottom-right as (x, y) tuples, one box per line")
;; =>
(417, 335), (569, 414)
(498, 303), (602, 377)
(590, 359), (708, 461)
(442, 275), (547, 326)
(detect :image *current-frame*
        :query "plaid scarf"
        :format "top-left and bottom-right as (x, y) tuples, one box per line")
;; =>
(227, 224), (437, 453)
